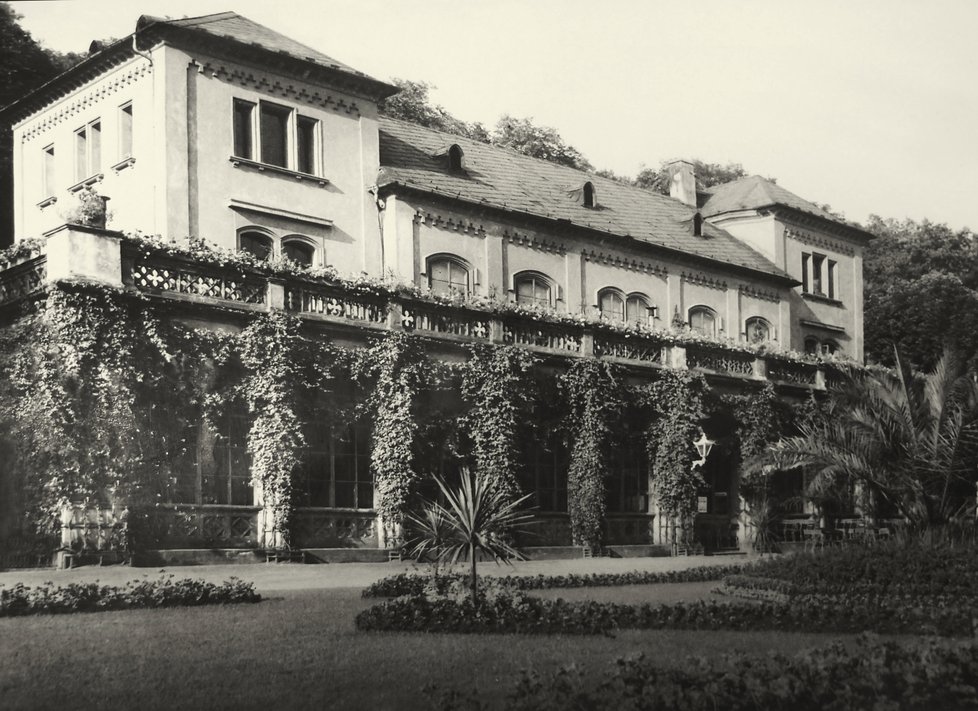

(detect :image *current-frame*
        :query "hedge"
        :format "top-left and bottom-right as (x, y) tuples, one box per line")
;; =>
(0, 576), (261, 616)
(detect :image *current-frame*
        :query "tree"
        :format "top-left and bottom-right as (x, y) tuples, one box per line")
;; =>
(406, 468), (532, 604)
(380, 79), (488, 142)
(491, 115), (592, 171)
(863, 215), (978, 368)
(634, 160), (751, 195)
(763, 349), (978, 530)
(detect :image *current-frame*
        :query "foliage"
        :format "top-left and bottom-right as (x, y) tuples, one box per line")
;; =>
(764, 349), (978, 528)
(560, 359), (624, 547)
(357, 588), (973, 636)
(491, 115), (592, 171)
(406, 469), (532, 603)
(428, 635), (978, 711)
(354, 332), (431, 529)
(62, 185), (109, 227)
(645, 371), (709, 522)
(361, 564), (746, 598)
(864, 215), (978, 369)
(380, 79), (489, 141)
(0, 285), (203, 532)
(461, 345), (538, 500)
(634, 159), (751, 195)
(0, 575), (260, 616)
(238, 312), (308, 542)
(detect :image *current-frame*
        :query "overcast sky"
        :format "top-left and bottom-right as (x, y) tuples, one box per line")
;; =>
(11, 0), (978, 231)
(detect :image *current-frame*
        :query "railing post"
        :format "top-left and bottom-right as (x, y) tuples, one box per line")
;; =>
(816, 367), (827, 390)
(267, 277), (286, 310)
(43, 223), (122, 287)
(753, 357), (768, 380)
(489, 316), (504, 344)
(387, 300), (404, 332)
(666, 344), (688, 370)
(582, 329), (595, 357)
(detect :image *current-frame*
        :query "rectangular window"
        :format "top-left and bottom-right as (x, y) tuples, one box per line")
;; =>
(801, 253), (810, 293)
(232, 98), (320, 175)
(828, 260), (837, 299)
(233, 99), (255, 160)
(297, 115), (317, 175)
(74, 120), (101, 182)
(259, 102), (290, 168)
(42, 144), (55, 197)
(812, 253), (825, 295)
(119, 103), (133, 159)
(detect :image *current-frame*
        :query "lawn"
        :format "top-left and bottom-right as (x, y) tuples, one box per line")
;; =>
(1, 584), (860, 710)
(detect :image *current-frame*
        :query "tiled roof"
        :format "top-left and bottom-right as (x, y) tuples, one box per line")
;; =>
(139, 12), (382, 83)
(377, 118), (794, 283)
(700, 175), (872, 238)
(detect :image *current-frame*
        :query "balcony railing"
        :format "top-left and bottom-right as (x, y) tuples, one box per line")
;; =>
(2, 229), (833, 390)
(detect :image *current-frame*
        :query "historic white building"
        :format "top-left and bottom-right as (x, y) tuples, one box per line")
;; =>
(0, 12), (873, 562)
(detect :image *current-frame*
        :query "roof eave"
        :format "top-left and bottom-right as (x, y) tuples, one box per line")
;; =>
(377, 179), (800, 288)
(707, 203), (875, 243)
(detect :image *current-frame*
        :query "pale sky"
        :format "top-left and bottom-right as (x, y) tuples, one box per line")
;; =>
(10, 0), (978, 231)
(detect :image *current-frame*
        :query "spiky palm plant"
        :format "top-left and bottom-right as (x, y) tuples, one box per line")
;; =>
(765, 348), (978, 530)
(409, 468), (533, 604)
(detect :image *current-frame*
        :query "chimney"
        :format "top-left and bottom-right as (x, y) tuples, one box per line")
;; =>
(666, 160), (697, 207)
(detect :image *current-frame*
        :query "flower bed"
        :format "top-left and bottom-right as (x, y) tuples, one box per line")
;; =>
(361, 564), (746, 598)
(356, 589), (974, 637)
(425, 635), (978, 710)
(0, 576), (260, 617)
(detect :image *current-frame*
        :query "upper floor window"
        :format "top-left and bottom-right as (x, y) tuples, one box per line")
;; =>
(428, 255), (469, 295)
(625, 293), (655, 326)
(811, 253), (825, 295)
(74, 119), (101, 182)
(688, 306), (718, 337)
(239, 230), (274, 262)
(827, 260), (837, 299)
(514, 271), (553, 307)
(598, 289), (625, 321)
(804, 337), (819, 355)
(745, 316), (772, 344)
(282, 238), (315, 267)
(42, 144), (55, 198)
(233, 99), (320, 176)
(821, 339), (839, 355)
(118, 103), (133, 160)
(583, 181), (596, 208)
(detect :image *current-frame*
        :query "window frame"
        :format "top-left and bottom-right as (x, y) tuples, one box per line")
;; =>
(744, 316), (773, 344)
(426, 254), (471, 295)
(597, 288), (626, 322)
(513, 270), (555, 308)
(625, 292), (656, 326)
(42, 144), (56, 199)
(118, 102), (134, 161)
(237, 229), (275, 262)
(688, 305), (719, 337)
(281, 235), (317, 267)
(73, 119), (102, 184)
(231, 97), (321, 177)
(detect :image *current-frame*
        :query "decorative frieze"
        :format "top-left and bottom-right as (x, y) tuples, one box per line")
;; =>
(681, 271), (727, 290)
(414, 210), (487, 236)
(739, 284), (780, 303)
(503, 229), (566, 255)
(584, 250), (667, 277)
(21, 63), (152, 142)
(784, 227), (855, 256)
(198, 62), (360, 115)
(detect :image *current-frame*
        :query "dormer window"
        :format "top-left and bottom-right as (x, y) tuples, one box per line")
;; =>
(583, 181), (596, 208)
(448, 144), (465, 172)
(693, 212), (703, 237)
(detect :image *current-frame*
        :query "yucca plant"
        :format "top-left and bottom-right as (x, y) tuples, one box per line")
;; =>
(407, 467), (533, 604)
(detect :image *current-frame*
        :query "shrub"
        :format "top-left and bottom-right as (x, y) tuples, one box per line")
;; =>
(0, 575), (260, 617)
(425, 635), (978, 710)
(361, 564), (745, 598)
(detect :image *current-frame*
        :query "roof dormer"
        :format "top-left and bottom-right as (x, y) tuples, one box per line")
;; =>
(567, 180), (598, 208)
(433, 143), (466, 173)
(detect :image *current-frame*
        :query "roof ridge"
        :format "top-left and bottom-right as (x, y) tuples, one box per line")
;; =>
(166, 11), (241, 26)
(378, 116), (690, 210)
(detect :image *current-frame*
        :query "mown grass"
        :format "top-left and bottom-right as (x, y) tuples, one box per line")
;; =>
(0, 585), (908, 710)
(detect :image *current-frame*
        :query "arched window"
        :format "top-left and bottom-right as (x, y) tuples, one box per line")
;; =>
(282, 238), (315, 267)
(514, 271), (553, 307)
(745, 317), (772, 344)
(238, 230), (273, 262)
(598, 289), (625, 322)
(693, 212), (703, 237)
(821, 340), (840, 355)
(688, 306), (718, 337)
(583, 181), (596, 208)
(804, 337), (820, 355)
(448, 144), (465, 171)
(625, 293), (654, 325)
(428, 255), (469, 295)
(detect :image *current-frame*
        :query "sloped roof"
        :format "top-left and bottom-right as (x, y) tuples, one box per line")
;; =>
(137, 12), (374, 81)
(701, 175), (872, 239)
(378, 118), (795, 284)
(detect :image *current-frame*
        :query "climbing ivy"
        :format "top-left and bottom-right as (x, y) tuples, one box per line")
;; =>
(560, 359), (624, 548)
(645, 370), (709, 522)
(461, 344), (538, 501)
(354, 331), (432, 532)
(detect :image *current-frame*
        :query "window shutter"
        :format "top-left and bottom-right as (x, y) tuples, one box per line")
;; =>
(472, 267), (481, 286)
